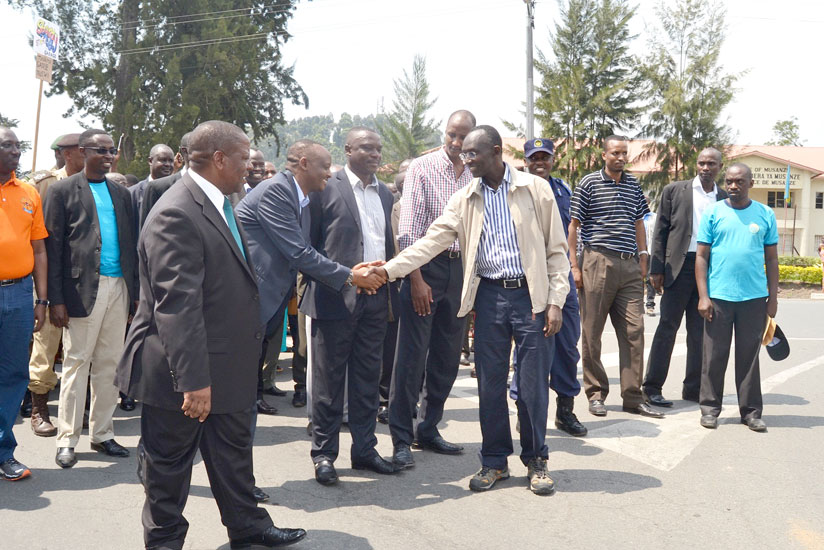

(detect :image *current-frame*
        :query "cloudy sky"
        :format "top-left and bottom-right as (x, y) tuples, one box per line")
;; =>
(2, 0), (822, 172)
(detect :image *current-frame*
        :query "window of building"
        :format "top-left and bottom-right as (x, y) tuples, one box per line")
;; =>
(816, 192), (823, 209)
(767, 191), (795, 208)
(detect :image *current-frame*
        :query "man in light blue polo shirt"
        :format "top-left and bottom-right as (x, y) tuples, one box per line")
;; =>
(695, 162), (779, 432)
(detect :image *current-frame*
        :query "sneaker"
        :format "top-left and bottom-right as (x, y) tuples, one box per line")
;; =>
(527, 458), (555, 495)
(469, 466), (509, 492)
(0, 458), (32, 481)
(646, 306), (656, 316)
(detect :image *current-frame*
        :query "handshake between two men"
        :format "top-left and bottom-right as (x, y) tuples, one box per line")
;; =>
(351, 260), (391, 294)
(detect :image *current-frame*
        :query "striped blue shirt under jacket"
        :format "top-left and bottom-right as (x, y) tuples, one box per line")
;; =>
(570, 169), (649, 255)
(476, 165), (526, 279)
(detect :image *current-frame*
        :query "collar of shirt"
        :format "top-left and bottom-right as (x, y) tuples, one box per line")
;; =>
(1, 172), (22, 186)
(480, 163), (511, 193)
(692, 175), (717, 196)
(180, 166), (188, 176)
(292, 176), (310, 210)
(345, 164), (378, 190)
(599, 168), (630, 184)
(188, 169), (229, 225)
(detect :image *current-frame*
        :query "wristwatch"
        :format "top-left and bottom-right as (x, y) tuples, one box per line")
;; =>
(35, 299), (50, 306)
(346, 271), (355, 287)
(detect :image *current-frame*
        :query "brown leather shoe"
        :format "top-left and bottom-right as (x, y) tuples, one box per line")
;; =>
(30, 392), (57, 437)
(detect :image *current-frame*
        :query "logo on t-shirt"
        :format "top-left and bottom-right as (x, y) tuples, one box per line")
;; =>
(748, 222), (760, 234)
(20, 198), (34, 214)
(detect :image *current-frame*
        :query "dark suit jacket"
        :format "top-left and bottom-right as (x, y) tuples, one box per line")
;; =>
(140, 170), (183, 226)
(236, 170), (350, 326)
(650, 179), (728, 287)
(117, 175), (263, 414)
(300, 169), (399, 321)
(43, 172), (138, 318)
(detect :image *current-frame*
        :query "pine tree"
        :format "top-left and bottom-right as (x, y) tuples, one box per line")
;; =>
(378, 55), (441, 164)
(7, 0), (307, 177)
(638, 0), (737, 197)
(535, 0), (640, 186)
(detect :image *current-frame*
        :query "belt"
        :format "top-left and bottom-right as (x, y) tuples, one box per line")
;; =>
(586, 245), (637, 261)
(481, 276), (527, 289)
(439, 250), (461, 259)
(0, 278), (24, 287)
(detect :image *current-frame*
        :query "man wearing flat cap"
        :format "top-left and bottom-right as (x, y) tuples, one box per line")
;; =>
(26, 132), (85, 437)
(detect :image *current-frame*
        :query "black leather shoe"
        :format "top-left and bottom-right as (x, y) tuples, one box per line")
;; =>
(645, 392), (673, 408)
(264, 385), (287, 397)
(291, 389), (306, 408)
(623, 403), (665, 418)
(56, 447), (77, 468)
(413, 435), (463, 455)
(253, 486), (270, 502)
(742, 417), (767, 432)
(229, 525), (307, 549)
(351, 454), (397, 474)
(91, 439), (130, 457)
(19, 390), (32, 418)
(314, 459), (338, 485)
(700, 414), (718, 429)
(119, 396), (137, 411)
(588, 399), (607, 416)
(256, 398), (278, 415)
(376, 405), (389, 425)
(392, 444), (414, 470)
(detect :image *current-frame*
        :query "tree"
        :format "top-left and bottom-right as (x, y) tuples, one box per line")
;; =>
(638, 0), (738, 198)
(767, 117), (804, 146)
(535, 0), (641, 186)
(7, 0), (307, 177)
(378, 54), (441, 164)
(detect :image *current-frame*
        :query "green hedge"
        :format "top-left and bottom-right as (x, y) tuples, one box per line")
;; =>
(778, 255), (821, 267)
(778, 265), (823, 284)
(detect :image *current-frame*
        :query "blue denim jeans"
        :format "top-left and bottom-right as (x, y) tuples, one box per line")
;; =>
(0, 276), (34, 462)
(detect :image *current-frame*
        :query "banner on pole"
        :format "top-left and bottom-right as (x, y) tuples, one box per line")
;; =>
(784, 163), (792, 207)
(34, 16), (60, 61)
(35, 54), (54, 83)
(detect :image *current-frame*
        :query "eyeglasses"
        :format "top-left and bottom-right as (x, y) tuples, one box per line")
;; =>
(82, 147), (118, 155)
(459, 151), (478, 162)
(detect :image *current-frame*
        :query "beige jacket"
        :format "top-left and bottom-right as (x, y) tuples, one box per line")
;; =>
(384, 165), (570, 316)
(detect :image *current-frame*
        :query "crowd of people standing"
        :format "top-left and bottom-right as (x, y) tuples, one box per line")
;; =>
(0, 112), (780, 548)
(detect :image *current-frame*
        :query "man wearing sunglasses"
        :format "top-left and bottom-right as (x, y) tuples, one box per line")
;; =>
(43, 129), (138, 469)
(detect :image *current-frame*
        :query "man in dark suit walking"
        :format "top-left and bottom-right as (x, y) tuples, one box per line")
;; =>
(44, 129), (138, 469)
(300, 128), (397, 485)
(117, 121), (305, 549)
(643, 148), (727, 406)
(130, 143), (174, 233)
(139, 133), (191, 226)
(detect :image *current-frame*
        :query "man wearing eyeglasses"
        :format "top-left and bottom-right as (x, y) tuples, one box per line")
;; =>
(371, 125), (570, 495)
(43, 129), (138, 469)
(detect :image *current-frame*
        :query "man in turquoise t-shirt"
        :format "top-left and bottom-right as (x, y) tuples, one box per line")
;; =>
(695, 162), (779, 432)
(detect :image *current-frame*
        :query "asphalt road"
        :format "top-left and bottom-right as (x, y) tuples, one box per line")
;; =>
(2, 297), (823, 550)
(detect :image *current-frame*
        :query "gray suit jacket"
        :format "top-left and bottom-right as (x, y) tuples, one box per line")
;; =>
(650, 179), (728, 287)
(300, 169), (399, 321)
(43, 172), (138, 318)
(116, 175), (263, 414)
(235, 170), (350, 326)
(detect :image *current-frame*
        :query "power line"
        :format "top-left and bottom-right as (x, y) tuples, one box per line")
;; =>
(122, 5), (295, 31)
(117, 32), (273, 55)
(119, 2), (293, 27)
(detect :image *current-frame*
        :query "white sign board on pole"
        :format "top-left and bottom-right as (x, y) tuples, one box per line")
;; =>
(35, 54), (54, 83)
(33, 16), (60, 61)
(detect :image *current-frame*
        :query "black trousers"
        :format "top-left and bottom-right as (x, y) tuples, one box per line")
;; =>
(138, 404), (272, 550)
(700, 297), (766, 420)
(389, 253), (465, 447)
(643, 253), (703, 398)
(380, 318), (399, 404)
(310, 288), (388, 463)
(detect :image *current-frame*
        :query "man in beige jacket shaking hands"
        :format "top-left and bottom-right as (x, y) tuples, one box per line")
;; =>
(371, 125), (570, 496)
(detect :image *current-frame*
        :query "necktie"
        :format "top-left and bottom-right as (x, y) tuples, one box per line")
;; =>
(222, 197), (246, 260)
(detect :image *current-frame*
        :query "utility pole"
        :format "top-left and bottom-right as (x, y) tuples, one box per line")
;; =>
(524, 0), (535, 140)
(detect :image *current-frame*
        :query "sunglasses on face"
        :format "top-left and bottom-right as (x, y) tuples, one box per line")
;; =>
(83, 147), (118, 155)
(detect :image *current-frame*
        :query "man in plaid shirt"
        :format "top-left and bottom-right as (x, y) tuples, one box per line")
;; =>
(390, 110), (475, 470)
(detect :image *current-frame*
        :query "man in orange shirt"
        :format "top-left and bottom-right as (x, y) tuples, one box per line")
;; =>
(0, 127), (49, 481)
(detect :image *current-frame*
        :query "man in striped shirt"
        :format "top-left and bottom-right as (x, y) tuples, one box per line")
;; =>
(373, 125), (570, 495)
(389, 110), (476, 470)
(568, 135), (664, 419)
